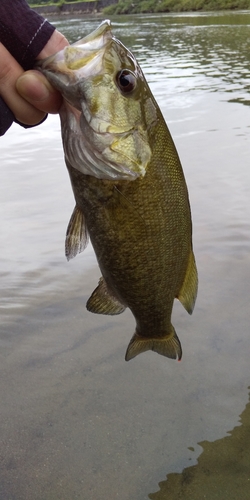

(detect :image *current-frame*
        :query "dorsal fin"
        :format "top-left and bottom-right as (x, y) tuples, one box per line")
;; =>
(87, 277), (126, 315)
(65, 206), (88, 261)
(177, 250), (198, 314)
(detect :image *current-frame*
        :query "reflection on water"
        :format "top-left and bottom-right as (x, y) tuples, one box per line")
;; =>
(1, 10), (250, 500)
(149, 389), (250, 499)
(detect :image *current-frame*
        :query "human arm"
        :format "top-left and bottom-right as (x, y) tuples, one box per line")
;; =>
(0, 0), (68, 135)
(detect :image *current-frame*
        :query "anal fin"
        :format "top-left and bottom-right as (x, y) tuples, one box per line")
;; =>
(87, 277), (126, 315)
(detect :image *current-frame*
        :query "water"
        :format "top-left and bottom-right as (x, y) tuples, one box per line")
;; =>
(1, 11), (250, 499)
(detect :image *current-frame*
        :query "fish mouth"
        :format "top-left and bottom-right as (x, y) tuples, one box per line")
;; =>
(37, 20), (151, 181)
(36, 19), (113, 87)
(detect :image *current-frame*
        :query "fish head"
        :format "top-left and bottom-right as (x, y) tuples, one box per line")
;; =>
(37, 20), (159, 180)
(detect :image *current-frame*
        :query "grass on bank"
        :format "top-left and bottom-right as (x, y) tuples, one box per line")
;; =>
(104, 0), (250, 15)
(27, 0), (95, 6)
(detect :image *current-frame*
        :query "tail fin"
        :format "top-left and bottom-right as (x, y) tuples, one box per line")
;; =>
(125, 327), (182, 362)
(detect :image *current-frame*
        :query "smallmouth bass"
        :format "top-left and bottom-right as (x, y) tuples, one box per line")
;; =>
(37, 20), (198, 361)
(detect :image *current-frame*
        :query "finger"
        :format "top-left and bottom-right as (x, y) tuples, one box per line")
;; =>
(37, 30), (69, 59)
(16, 30), (69, 115)
(16, 70), (63, 114)
(0, 43), (46, 125)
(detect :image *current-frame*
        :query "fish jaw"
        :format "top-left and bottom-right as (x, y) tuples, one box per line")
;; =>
(36, 20), (113, 109)
(36, 20), (158, 181)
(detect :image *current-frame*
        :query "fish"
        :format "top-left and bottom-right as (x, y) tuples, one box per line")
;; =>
(37, 20), (198, 362)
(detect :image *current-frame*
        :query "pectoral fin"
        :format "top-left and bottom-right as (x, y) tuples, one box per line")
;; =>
(65, 206), (88, 261)
(87, 277), (126, 315)
(177, 250), (198, 314)
(125, 327), (182, 361)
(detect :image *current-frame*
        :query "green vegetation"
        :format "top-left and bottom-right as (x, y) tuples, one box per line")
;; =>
(28, 0), (59, 4)
(104, 0), (250, 15)
(27, 0), (92, 5)
(27, 0), (250, 13)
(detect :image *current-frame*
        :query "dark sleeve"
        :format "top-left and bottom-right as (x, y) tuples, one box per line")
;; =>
(0, 0), (56, 136)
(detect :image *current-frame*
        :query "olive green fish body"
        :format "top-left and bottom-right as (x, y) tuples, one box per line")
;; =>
(67, 116), (196, 360)
(37, 20), (198, 361)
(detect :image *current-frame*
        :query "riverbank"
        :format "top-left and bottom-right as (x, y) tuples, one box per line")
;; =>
(31, 0), (250, 16)
(104, 0), (250, 15)
(32, 0), (116, 15)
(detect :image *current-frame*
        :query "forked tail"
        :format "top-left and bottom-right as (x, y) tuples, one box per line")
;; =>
(125, 326), (182, 361)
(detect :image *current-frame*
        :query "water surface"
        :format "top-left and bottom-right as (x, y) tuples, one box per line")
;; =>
(1, 11), (250, 499)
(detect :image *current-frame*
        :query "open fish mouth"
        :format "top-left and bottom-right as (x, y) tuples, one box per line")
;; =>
(37, 20), (113, 85)
(36, 20), (153, 180)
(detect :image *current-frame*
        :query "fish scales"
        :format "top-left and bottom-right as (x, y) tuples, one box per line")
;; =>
(37, 20), (198, 362)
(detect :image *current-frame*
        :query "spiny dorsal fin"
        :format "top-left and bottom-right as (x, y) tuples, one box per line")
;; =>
(177, 250), (198, 314)
(65, 206), (88, 261)
(87, 277), (126, 315)
(125, 327), (182, 362)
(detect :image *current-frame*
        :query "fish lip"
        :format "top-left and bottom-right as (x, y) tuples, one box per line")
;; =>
(36, 19), (113, 84)
(37, 21), (149, 181)
(72, 19), (112, 48)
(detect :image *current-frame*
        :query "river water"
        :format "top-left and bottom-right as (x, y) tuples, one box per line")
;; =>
(1, 10), (250, 500)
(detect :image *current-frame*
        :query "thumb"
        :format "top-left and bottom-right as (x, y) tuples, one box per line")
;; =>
(16, 70), (63, 114)
(16, 30), (69, 114)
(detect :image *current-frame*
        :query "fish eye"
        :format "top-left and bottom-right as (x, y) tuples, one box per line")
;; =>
(116, 70), (137, 94)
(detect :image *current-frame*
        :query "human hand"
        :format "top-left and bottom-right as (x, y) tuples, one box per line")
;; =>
(0, 30), (68, 127)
